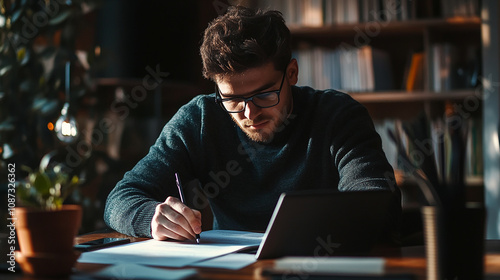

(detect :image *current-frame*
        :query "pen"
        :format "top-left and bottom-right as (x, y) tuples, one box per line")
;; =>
(175, 172), (200, 244)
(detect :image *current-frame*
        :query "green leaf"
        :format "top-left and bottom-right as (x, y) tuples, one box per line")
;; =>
(52, 197), (63, 209)
(16, 184), (42, 208)
(20, 165), (33, 174)
(49, 10), (72, 26)
(16, 47), (27, 63)
(10, 9), (23, 25)
(32, 97), (49, 111)
(0, 15), (5, 28)
(0, 119), (15, 132)
(0, 64), (12, 76)
(19, 48), (30, 66)
(40, 99), (58, 115)
(33, 172), (52, 196)
(70, 175), (79, 185)
(0, 53), (16, 71)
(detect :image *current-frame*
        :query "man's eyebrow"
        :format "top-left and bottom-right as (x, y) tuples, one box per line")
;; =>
(220, 81), (277, 97)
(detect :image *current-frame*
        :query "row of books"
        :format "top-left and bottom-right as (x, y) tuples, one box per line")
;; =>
(293, 45), (393, 92)
(260, 0), (416, 26)
(259, 0), (479, 27)
(375, 112), (483, 188)
(293, 43), (479, 93)
(401, 43), (480, 92)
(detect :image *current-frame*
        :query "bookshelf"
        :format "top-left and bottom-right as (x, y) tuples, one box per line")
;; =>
(259, 0), (489, 239)
(259, 0), (482, 174)
(289, 19), (480, 94)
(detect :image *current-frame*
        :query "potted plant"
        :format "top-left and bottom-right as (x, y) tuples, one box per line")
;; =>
(1, 0), (99, 275)
(14, 151), (83, 277)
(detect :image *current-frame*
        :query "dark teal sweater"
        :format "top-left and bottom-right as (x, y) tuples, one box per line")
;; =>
(104, 86), (401, 241)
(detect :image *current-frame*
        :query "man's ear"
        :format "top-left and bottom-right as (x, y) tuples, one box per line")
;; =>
(287, 59), (299, 86)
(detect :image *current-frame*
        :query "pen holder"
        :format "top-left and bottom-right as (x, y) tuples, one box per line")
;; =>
(422, 204), (486, 280)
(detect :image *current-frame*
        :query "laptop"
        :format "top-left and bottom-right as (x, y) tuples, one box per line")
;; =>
(255, 189), (393, 259)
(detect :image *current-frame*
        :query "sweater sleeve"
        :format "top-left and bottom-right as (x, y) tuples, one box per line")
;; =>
(328, 92), (401, 245)
(104, 97), (203, 237)
(332, 97), (395, 192)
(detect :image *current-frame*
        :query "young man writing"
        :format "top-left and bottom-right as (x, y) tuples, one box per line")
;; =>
(104, 6), (401, 245)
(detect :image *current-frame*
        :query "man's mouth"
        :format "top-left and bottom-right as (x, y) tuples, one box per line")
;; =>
(246, 120), (269, 129)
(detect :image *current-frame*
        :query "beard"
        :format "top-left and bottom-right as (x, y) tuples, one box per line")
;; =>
(233, 115), (278, 143)
(232, 101), (293, 143)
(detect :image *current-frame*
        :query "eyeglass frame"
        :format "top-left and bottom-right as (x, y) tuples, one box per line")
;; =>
(214, 69), (287, 113)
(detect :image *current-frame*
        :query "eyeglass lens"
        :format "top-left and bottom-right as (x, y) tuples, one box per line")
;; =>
(221, 92), (279, 112)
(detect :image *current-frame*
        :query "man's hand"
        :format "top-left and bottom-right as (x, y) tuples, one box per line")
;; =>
(151, 196), (202, 241)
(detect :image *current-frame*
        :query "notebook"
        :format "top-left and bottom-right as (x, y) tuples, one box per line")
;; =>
(255, 189), (394, 259)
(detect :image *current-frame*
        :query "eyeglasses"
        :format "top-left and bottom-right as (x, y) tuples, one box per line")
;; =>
(215, 70), (286, 113)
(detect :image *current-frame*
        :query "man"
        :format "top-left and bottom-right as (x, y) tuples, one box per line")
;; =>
(104, 6), (401, 244)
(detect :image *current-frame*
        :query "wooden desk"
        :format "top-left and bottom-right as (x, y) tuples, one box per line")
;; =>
(4, 230), (500, 279)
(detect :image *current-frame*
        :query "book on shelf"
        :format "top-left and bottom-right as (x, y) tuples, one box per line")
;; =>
(430, 43), (456, 92)
(303, 0), (324, 26)
(293, 45), (393, 92)
(403, 51), (425, 91)
(371, 48), (394, 91)
(360, 0), (379, 22)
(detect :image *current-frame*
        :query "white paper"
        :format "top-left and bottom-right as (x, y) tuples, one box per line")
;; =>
(93, 263), (196, 280)
(77, 230), (263, 268)
(273, 256), (385, 275)
(192, 253), (257, 270)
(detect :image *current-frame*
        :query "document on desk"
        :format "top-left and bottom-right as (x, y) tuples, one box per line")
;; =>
(77, 230), (263, 268)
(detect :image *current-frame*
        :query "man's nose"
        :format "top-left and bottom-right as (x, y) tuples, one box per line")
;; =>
(243, 101), (261, 120)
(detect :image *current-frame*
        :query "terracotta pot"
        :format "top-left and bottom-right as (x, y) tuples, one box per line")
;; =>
(15, 205), (82, 276)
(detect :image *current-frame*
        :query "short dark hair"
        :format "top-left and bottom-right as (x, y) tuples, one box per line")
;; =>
(200, 6), (291, 81)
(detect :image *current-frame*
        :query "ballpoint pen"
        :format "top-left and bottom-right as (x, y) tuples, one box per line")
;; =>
(175, 172), (201, 244)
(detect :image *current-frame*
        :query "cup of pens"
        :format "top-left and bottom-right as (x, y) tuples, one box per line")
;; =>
(422, 202), (486, 280)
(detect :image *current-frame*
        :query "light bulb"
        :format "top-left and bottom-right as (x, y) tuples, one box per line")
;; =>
(54, 61), (79, 143)
(55, 103), (78, 143)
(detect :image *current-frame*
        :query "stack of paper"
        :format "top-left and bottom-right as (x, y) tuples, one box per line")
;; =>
(78, 230), (263, 268)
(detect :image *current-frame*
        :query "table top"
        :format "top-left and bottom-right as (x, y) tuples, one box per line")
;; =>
(3, 229), (500, 280)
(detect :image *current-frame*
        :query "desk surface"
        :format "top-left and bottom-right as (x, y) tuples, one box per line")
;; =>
(3, 230), (500, 280)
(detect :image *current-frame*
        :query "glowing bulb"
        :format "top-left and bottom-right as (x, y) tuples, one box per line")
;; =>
(54, 103), (78, 143)
(61, 121), (77, 136)
(54, 61), (79, 143)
